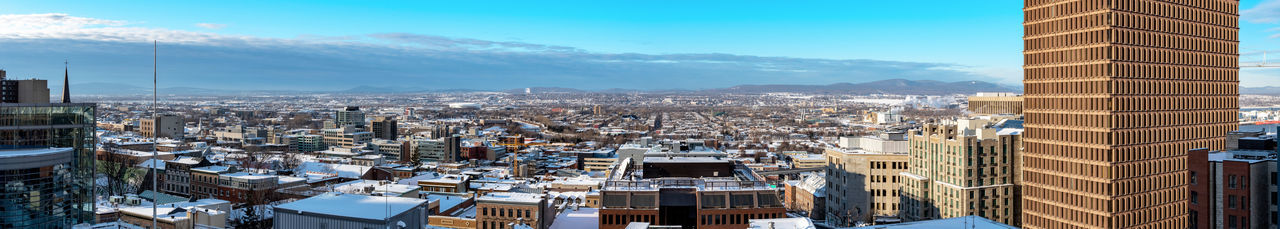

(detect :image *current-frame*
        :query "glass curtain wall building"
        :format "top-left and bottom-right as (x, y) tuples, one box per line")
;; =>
(0, 103), (97, 228)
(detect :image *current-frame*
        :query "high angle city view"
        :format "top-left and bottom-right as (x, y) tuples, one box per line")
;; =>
(4, 0), (1280, 228)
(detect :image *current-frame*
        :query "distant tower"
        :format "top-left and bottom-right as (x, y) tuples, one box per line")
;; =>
(62, 60), (70, 103)
(525, 88), (531, 94)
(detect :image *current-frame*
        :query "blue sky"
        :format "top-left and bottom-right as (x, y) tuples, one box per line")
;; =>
(1, 0), (1279, 90)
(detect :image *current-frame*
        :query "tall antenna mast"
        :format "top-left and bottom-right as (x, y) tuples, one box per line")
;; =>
(151, 40), (159, 228)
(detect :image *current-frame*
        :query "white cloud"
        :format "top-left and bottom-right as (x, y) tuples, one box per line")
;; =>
(0, 13), (1012, 90)
(195, 23), (226, 30)
(1245, 0), (1280, 23)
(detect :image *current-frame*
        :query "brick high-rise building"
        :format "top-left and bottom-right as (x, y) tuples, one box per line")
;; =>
(1021, 1), (1239, 228)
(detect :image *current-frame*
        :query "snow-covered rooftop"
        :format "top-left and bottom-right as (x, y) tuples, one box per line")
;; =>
(477, 192), (543, 204)
(273, 192), (428, 220)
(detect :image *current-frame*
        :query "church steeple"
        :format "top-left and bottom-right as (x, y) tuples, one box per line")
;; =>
(62, 60), (70, 103)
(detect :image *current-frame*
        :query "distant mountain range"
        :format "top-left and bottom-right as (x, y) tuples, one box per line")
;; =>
(60, 79), (1277, 96)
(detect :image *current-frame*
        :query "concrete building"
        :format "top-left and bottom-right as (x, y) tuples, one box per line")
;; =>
(273, 192), (429, 229)
(967, 92), (1023, 115)
(583, 157), (618, 173)
(790, 154), (825, 169)
(1021, 1), (1240, 228)
(838, 132), (908, 154)
(599, 157), (786, 229)
(1188, 133), (1278, 229)
(899, 117), (1023, 226)
(415, 138), (450, 162)
(373, 139), (410, 162)
(476, 192), (554, 229)
(336, 106), (366, 128)
(0, 102), (97, 227)
(0, 70), (49, 103)
(823, 147), (907, 226)
(285, 134), (326, 153)
(323, 125), (373, 149)
(141, 113), (184, 140)
(371, 116), (398, 140)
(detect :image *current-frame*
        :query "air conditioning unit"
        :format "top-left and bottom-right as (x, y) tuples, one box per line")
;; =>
(126, 197), (143, 206)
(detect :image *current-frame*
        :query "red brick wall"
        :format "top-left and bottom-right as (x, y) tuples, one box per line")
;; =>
(1188, 148), (1210, 229)
(1223, 160), (1251, 229)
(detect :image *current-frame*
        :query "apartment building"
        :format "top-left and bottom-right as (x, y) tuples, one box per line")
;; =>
(899, 117), (1023, 226)
(823, 147), (907, 226)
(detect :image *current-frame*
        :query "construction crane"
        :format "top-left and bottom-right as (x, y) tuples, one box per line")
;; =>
(1241, 49), (1280, 68)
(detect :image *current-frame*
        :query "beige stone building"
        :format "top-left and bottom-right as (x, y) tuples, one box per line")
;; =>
(583, 157), (617, 173)
(1022, 0), (1239, 228)
(823, 147), (907, 226)
(967, 92), (1023, 115)
(899, 117), (1023, 226)
(141, 113), (184, 140)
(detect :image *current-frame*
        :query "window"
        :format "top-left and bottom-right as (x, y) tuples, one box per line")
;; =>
(1228, 195), (1237, 209)
(1228, 215), (1237, 229)
(1190, 171), (1197, 185)
(1229, 175), (1237, 189)
(1190, 191), (1198, 204)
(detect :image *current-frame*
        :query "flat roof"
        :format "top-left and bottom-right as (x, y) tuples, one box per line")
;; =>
(852, 215), (1015, 229)
(643, 156), (730, 163)
(0, 147), (72, 159)
(274, 192), (428, 220)
(477, 192), (543, 205)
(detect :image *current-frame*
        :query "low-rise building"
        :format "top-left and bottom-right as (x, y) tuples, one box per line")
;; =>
(477, 192), (554, 229)
(273, 192), (429, 229)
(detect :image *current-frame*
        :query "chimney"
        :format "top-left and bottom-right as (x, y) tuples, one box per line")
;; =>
(0, 69), (6, 80)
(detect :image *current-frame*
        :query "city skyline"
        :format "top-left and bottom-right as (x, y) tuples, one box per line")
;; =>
(1, 0), (1278, 91)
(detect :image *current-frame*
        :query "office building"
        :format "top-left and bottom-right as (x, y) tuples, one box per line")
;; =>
(141, 113), (184, 140)
(371, 116), (398, 140)
(1187, 133), (1278, 229)
(273, 192), (429, 229)
(0, 76), (96, 227)
(1021, 1), (1239, 228)
(823, 147), (907, 226)
(373, 139), (411, 162)
(323, 125), (373, 149)
(967, 92), (1023, 115)
(476, 192), (554, 229)
(336, 106), (366, 128)
(599, 157), (786, 229)
(899, 117), (1023, 226)
(415, 138), (450, 163)
(286, 134), (326, 153)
